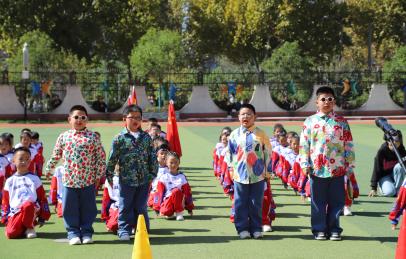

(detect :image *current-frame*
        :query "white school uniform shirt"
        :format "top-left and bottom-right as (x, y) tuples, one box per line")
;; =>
(215, 143), (226, 157)
(284, 148), (298, 168)
(31, 142), (43, 153)
(4, 173), (42, 217)
(5, 151), (14, 163)
(158, 172), (188, 200)
(151, 166), (169, 192)
(0, 154), (10, 178)
(105, 175), (120, 209)
(53, 166), (64, 202)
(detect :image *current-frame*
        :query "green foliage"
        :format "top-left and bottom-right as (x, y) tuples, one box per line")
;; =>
(261, 42), (313, 110)
(383, 45), (406, 107)
(130, 28), (185, 80)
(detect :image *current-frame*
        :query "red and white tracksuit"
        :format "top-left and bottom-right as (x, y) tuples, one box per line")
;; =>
(148, 166), (169, 209)
(49, 166), (64, 217)
(153, 172), (194, 216)
(101, 175), (120, 232)
(1, 173), (50, 238)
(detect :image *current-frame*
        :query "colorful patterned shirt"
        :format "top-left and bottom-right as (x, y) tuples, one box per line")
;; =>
(228, 125), (272, 184)
(299, 111), (355, 178)
(106, 128), (157, 187)
(45, 128), (106, 188)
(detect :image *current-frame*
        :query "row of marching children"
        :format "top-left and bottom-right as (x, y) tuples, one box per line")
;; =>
(212, 120), (360, 239)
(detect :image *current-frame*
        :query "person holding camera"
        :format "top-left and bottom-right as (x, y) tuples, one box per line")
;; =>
(369, 130), (406, 197)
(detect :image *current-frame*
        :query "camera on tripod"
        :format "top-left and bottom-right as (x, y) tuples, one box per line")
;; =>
(375, 117), (402, 142)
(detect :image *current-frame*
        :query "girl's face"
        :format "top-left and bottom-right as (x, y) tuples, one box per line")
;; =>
(290, 139), (300, 153)
(388, 141), (401, 151)
(274, 128), (283, 137)
(0, 139), (11, 154)
(279, 136), (288, 146)
(13, 150), (30, 173)
(157, 149), (168, 166)
(20, 135), (31, 148)
(221, 134), (228, 145)
(167, 156), (180, 174)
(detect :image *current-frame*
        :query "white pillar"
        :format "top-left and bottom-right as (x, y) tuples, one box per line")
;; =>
(180, 85), (224, 114)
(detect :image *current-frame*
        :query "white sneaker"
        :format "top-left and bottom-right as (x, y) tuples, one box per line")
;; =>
(119, 234), (130, 241)
(25, 228), (37, 239)
(176, 212), (184, 221)
(82, 236), (93, 244)
(343, 206), (352, 216)
(69, 237), (82, 245)
(239, 231), (251, 239)
(262, 225), (272, 232)
(307, 197), (311, 202)
(253, 232), (263, 239)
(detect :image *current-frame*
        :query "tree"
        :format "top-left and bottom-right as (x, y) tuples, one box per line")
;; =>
(275, 0), (349, 64)
(346, 0), (406, 67)
(130, 28), (185, 80)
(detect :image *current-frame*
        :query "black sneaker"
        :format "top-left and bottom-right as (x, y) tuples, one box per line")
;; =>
(330, 232), (342, 241)
(315, 232), (327, 240)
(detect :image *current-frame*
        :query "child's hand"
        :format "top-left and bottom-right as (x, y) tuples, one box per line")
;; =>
(368, 190), (377, 197)
(392, 224), (397, 230)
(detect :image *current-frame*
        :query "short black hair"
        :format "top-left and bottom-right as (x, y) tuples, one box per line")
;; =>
(20, 131), (32, 139)
(316, 86), (335, 98)
(157, 144), (170, 152)
(151, 124), (161, 130)
(148, 117), (158, 123)
(123, 105), (142, 117)
(222, 127), (232, 134)
(31, 131), (39, 140)
(239, 103), (256, 115)
(273, 123), (285, 133)
(21, 128), (32, 134)
(167, 151), (180, 161)
(70, 105), (88, 116)
(14, 146), (31, 156)
(1, 133), (13, 146)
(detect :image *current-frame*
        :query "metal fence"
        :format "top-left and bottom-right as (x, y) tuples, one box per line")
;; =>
(3, 70), (406, 112)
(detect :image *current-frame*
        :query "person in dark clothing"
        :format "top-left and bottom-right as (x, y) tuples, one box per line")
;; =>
(92, 95), (107, 112)
(369, 131), (406, 197)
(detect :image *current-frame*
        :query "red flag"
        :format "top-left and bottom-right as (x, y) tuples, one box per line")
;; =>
(396, 211), (406, 259)
(128, 86), (137, 105)
(166, 101), (182, 157)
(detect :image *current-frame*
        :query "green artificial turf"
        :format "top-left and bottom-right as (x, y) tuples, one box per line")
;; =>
(0, 122), (404, 259)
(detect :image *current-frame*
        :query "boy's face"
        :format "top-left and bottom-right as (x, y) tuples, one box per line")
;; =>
(238, 108), (255, 128)
(124, 111), (142, 132)
(20, 135), (31, 148)
(157, 149), (168, 166)
(316, 93), (335, 114)
(274, 128), (283, 136)
(68, 110), (88, 130)
(14, 150), (30, 173)
(279, 136), (288, 146)
(388, 141), (401, 150)
(167, 156), (180, 174)
(149, 126), (160, 137)
(31, 139), (39, 145)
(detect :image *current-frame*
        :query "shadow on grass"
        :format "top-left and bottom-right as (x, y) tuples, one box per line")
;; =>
(181, 167), (213, 171)
(353, 211), (388, 217)
(276, 212), (309, 218)
(193, 190), (223, 195)
(39, 232), (67, 239)
(150, 235), (239, 244)
(344, 235), (397, 243)
(150, 228), (210, 235)
(188, 179), (210, 182)
(194, 205), (232, 210)
(187, 214), (230, 220)
(195, 196), (228, 200)
(271, 225), (311, 232)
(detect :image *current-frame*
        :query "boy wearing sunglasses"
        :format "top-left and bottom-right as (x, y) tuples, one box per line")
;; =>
(45, 105), (106, 245)
(299, 86), (355, 241)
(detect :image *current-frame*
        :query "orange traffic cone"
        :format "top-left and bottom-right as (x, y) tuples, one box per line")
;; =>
(132, 215), (152, 259)
(396, 211), (406, 259)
